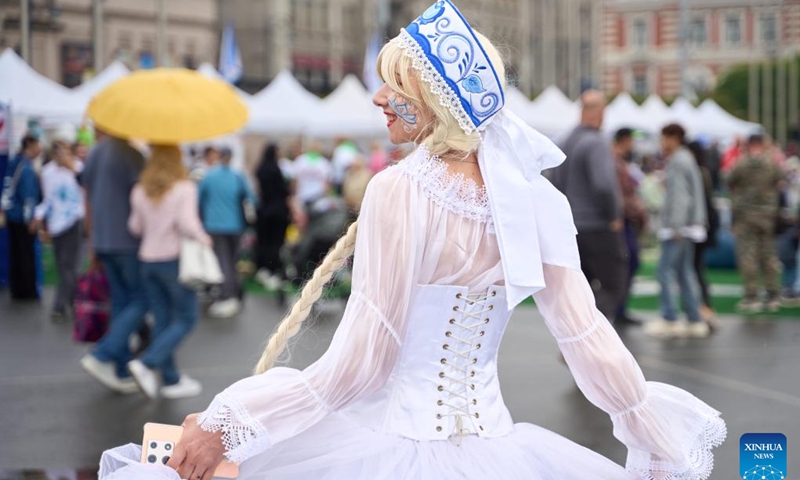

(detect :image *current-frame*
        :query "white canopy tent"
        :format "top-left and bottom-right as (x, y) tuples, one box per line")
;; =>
(197, 62), (253, 102)
(529, 86), (579, 140)
(0, 48), (84, 124)
(73, 61), (131, 109)
(504, 86), (537, 126)
(694, 99), (761, 142)
(307, 75), (386, 138)
(246, 70), (323, 136)
(603, 92), (644, 135)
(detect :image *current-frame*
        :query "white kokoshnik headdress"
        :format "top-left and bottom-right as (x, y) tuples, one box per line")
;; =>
(399, 0), (581, 310)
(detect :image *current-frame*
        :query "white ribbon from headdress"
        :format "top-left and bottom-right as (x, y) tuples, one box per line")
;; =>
(478, 109), (581, 310)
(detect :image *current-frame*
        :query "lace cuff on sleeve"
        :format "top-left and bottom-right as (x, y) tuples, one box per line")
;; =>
(197, 391), (274, 465)
(615, 383), (726, 480)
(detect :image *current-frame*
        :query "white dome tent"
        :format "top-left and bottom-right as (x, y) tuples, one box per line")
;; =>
(529, 86), (579, 140)
(603, 92), (644, 135)
(0, 48), (84, 124)
(247, 70), (323, 136)
(694, 99), (761, 143)
(504, 86), (537, 127)
(73, 61), (131, 110)
(307, 75), (386, 139)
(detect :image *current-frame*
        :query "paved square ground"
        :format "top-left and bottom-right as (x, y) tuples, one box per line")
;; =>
(1, 289), (799, 479)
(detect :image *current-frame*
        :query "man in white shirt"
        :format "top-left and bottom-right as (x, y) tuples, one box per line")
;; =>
(292, 146), (333, 205)
(30, 140), (85, 320)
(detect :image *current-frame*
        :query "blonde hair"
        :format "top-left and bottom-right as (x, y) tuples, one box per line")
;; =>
(253, 30), (505, 375)
(139, 145), (188, 202)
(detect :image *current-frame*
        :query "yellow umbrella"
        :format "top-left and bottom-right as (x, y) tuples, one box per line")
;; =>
(87, 68), (248, 144)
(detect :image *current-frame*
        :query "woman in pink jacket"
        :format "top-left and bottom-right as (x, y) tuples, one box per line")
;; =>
(126, 145), (212, 400)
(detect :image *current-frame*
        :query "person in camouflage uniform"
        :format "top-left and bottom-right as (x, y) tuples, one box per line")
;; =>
(727, 134), (785, 312)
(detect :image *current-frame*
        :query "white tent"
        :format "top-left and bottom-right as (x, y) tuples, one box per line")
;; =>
(247, 70), (323, 136)
(73, 61), (130, 107)
(197, 62), (253, 102)
(307, 75), (385, 138)
(694, 99), (761, 142)
(603, 92), (644, 135)
(0, 48), (84, 123)
(529, 86), (579, 139)
(639, 94), (670, 133)
(504, 86), (537, 126)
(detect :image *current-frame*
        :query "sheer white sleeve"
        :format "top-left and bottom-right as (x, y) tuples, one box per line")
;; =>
(533, 264), (726, 480)
(197, 170), (424, 465)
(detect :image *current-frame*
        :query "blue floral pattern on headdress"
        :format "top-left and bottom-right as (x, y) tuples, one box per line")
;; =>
(400, 0), (505, 134)
(419, 1), (446, 25)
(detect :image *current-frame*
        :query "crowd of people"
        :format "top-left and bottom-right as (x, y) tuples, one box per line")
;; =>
(551, 90), (800, 340)
(0, 129), (394, 400)
(1, 89), (799, 398)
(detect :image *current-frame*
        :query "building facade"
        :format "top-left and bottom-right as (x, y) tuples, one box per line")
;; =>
(602, 0), (800, 98)
(0, 0), (218, 87)
(224, 0), (601, 98)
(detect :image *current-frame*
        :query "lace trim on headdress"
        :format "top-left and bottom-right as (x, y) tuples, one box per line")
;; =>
(397, 30), (477, 136)
(197, 392), (273, 465)
(397, 146), (491, 223)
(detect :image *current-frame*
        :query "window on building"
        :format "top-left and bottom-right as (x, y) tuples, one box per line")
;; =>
(633, 73), (648, 97)
(761, 14), (777, 44)
(689, 17), (706, 46)
(633, 18), (648, 48)
(725, 15), (741, 46)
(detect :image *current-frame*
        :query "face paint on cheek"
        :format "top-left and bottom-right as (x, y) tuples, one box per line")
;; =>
(388, 94), (419, 133)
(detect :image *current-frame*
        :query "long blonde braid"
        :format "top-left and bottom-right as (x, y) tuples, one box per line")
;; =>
(253, 221), (359, 375)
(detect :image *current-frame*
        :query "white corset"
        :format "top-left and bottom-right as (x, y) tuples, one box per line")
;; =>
(341, 284), (515, 442)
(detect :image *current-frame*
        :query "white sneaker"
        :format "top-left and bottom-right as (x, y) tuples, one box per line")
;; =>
(686, 321), (711, 338)
(209, 298), (241, 318)
(128, 359), (160, 399)
(644, 319), (684, 338)
(160, 375), (203, 399)
(80, 354), (140, 394)
(257, 269), (283, 291)
(255, 269), (271, 288)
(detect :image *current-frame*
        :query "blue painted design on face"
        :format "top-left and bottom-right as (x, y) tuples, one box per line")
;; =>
(388, 96), (418, 130)
(461, 74), (485, 94)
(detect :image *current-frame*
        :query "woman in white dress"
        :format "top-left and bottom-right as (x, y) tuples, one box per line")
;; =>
(100, 1), (725, 479)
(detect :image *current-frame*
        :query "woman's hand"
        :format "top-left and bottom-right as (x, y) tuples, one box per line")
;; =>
(166, 414), (227, 480)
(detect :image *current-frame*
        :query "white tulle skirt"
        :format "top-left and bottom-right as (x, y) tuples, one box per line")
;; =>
(100, 413), (639, 480)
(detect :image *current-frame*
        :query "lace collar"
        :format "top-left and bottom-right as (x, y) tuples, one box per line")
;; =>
(395, 146), (491, 223)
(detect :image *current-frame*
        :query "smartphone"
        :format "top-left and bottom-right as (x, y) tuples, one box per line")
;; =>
(141, 423), (239, 479)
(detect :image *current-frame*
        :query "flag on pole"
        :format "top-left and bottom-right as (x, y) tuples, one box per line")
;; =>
(219, 24), (243, 84)
(363, 32), (383, 94)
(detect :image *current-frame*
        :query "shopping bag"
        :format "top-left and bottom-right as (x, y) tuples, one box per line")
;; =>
(73, 269), (110, 343)
(178, 239), (223, 289)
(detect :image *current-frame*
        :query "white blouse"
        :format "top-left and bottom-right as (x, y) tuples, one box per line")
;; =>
(197, 146), (725, 480)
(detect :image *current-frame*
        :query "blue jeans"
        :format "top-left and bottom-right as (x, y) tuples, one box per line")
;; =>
(138, 260), (198, 386)
(795, 244), (800, 293)
(93, 253), (148, 378)
(658, 238), (702, 322)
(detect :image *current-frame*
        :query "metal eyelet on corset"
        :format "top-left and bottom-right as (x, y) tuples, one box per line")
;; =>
(438, 400), (444, 406)
(445, 331), (452, 337)
(440, 358), (447, 364)
(472, 358), (478, 364)
(436, 413), (442, 419)
(479, 425), (484, 431)
(489, 305), (494, 310)
(437, 385), (444, 392)
(449, 319), (456, 324)
(452, 306), (459, 312)
(472, 399), (477, 405)
(474, 413), (480, 418)
(470, 370), (476, 377)
(479, 331), (485, 336)
(456, 293), (462, 299)
(491, 291), (497, 297)
(470, 384), (476, 390)
(443, 344), (449, 350)
(439, 372), (445, 378)
(436, 426), (443, 432)
(475, 344), (481, 349)
(484, 318), (490, 324)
